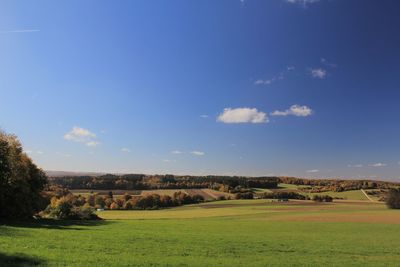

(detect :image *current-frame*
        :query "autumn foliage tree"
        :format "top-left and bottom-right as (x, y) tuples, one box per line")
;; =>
(0, 130), (48, 218)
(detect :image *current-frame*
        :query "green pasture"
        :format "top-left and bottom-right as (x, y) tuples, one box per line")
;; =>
(1, 199), (399, 266)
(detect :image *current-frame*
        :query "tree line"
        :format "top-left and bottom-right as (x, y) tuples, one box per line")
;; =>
(2, 129), (400, 220)
(42, 189), (205, 219)
(278, 176), (398, 192)
(49, 174), (279, 192)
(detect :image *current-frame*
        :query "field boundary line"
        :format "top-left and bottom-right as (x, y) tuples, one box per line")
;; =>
(361, 189), (374, 202)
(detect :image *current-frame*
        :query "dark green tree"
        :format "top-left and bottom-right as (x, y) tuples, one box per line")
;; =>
(0, 130), (48, 218)
(386, 189), (400, 209)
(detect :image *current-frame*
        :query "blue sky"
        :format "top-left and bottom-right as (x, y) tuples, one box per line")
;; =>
(1, 0), (400, 180)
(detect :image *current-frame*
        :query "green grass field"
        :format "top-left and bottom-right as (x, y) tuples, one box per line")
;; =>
(275, 184), (371, 201)
(1, 199), (400, 266)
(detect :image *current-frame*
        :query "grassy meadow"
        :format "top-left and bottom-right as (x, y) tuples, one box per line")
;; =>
(1, 199), (400, 266)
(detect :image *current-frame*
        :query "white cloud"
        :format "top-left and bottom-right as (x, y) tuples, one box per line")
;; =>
(86, 141), (100, 147)
(370, 163), (387, 167)
(271, 105), (313, 117)
(171, 150), (183, 154)
(121, 148), (131, 153)
(285, 0), (320, 7)
(307, 169), (319, 173)
(191, 151), (205, 156)
(25, 150), (33, 154)
(348, 164), (363, 168)
(36, 150), (44, 155)
(217, 108), (268, 124)
(254, 79), (273, 85)
(64, 126), (100, 147)
(200, 115), (209, 118)
(64, 126), (96, 142)
(310, 68), (327, 79)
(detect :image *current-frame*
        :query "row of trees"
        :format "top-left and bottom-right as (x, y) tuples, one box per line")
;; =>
(49, 175), (279, 191)
(258, 192), (308, 200)
(279, 176), (398, 192)
(42, 191), (205, 219)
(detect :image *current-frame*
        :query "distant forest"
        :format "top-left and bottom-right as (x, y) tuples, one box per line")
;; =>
(49, 174), (279, 192)
(49, 174), (399, 193)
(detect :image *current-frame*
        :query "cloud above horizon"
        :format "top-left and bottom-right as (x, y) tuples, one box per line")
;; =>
(191, 151), (205, 156)
(348, 164), (363, 168)
(254, 66), (294, 86)
(370, 163), (387, 167)
(271, 105), (313, 117)
(285, 0), (320, 7)
(310, 68), (327, 79)
(64, 126), (99, 147)
(218, 108), (268, 124)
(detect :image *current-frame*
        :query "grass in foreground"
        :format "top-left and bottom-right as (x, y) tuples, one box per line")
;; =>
(1, 200), (399, 266)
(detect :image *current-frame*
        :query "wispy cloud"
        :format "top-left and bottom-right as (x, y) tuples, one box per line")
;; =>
(121, 148), (131, 153)
(348, 164), (363, 168)
(171, 150), (184, 154)
(271, 105), (313, 117)
(310, 68), (327, 79)
(200, 115), (209, 119)
(162, 159), (177, 163)
(320, 58), (337, 68)
(254, 66), (294, 86)
(370, 163), (387, 167)
(307, 169), (319, 173)
(86, 141), (100, 147)
(0, 29), (40, 34)
(191, 151), (205, 156)
(285, 0), (320, 7)
(218, 108), (268, 124)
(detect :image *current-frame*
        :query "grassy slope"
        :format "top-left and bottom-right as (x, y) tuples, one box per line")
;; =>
(1, 200), (400, 266)
(276, 184), (370, 201)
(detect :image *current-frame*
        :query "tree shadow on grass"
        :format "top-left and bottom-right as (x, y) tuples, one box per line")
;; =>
(0, 218), (112, 231)
(0, 252), (46, 266)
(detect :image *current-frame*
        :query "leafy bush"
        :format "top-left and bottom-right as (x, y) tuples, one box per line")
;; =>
(42, 196), (100, 220)
(259, 192), (307, 200)
(312, 195), (333, 202)
(235, 192), (254, 199)
(386, 189), (400, 209)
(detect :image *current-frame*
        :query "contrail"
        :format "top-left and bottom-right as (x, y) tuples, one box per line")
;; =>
(0, 29), (40, 34)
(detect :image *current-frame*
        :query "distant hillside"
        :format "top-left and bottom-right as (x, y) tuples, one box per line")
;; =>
(45, 170), (106, 177)
(47, 172), (399, 193)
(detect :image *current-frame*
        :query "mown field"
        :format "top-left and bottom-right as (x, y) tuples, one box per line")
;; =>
(1, 199), (400, 266)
